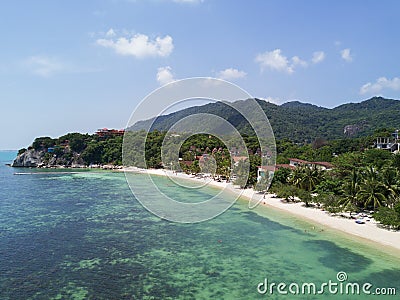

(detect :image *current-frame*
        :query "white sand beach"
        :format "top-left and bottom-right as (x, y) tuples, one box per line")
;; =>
(122, 167), (400, 252)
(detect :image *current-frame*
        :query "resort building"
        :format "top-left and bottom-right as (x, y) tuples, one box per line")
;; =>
(257, 159), (333, 182)
(288, 158), (333, 170)
(232, 156), (248, 166)
(96, 128), (125, 137)
(257, 164), (295, 181)
(375, 131), (400, 153)
(257, 165), (275, 182)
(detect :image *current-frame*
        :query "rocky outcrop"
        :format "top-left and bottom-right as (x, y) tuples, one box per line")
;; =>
(343, 124), (360, 136)
(11, 148), (85, 168)
(11, 149), (44, 167)
(343, 120), (368, 136)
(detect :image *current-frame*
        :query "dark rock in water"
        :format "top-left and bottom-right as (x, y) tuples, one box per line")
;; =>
(12, 149), (43, 167)
(11, 147), (86, 168)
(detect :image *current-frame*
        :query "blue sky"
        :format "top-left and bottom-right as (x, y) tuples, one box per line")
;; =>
(1, 0), (400, 149)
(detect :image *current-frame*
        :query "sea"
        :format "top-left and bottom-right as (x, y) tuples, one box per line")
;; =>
(0, 150), (399, 299)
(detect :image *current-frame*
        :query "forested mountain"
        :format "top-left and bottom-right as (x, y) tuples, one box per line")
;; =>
(130, 96), (400, 142)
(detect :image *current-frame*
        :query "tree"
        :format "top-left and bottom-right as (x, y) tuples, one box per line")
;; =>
(381, 167), (400, 208)
(18, 148), (27, 155)
(275, 184), (300, 202)
(287, 165), (322, 192)
(188, 160), (201, 174)
(200, 155), (217, 176)
(332, 152), (364, 177)
(59, 133), (89, 153)
(297, 189), (313, 207)
(390, 153), (400, 169)
(144, 131), (165, 168)
(374, 205), (400, 230)
(213, 151), (230, 178)
(312, 138), (328, 149)
(314, 193), (341, 213)
(271, 167), (291, 186)
(363, 149), (392, 169)
(248, 154), (261, 186)
(357, 166), (386, 210)
(288, 167), (305, 188)
(339, 168), (361, 212)
(314, 176), (342, 195)
(32, 137), (56, 150)
(81, 143), (103, 165)
(301, 165), (323, 192)
(182, 151), (196, 161)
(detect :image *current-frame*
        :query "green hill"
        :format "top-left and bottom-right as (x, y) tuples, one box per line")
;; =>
(130, 96), (400, 142)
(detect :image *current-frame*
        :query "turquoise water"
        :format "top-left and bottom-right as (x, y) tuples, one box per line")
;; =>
(0, 150), (17, 163)
(0, 151), (399, 299)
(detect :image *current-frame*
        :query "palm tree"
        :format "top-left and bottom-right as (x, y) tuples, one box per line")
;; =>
(357, 166), (386, 210)
(301, 165), (323, 192)
(288, 166), (305, 189)
(381, 167), (400, 208)
(289, 165), (323, 192)
(340, 168), (360, 212)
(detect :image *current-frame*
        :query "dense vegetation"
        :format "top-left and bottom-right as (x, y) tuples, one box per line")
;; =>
(268, 150), (400, 230)
(15, 96), (400, 229)
(263, 131), (399, 230)
(122, 128), (400, 229)
(131, 96), (400, 143)
(122, 130), (266, 186)
(19, 133), (123, 166)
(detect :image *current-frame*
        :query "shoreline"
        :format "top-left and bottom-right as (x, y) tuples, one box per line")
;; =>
(8, 164), (400, 254)
(123, 167), (400, 253)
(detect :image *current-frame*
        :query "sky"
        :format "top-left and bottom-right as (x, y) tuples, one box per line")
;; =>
(1, 0), (400, 149)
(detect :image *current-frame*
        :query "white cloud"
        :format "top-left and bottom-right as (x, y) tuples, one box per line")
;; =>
(360, 77), (400, 95)
(97, 33), (174, 58)
(106, 28), (116, 37)
(255, 49), (294, 74)
(311, 51), (325, 64)
(157, 66), (175, 85)
(25, 56), (66, 77)
(217, 68), (247, 80)
(258, 96), (281, 104)
(341, 48), (352, 62)
(255, 49), (309, 73)
(199, 77), (225, 88)
(291, 56), (307, 67)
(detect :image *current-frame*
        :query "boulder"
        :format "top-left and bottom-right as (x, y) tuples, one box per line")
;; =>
(11, 149), (43, 167)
